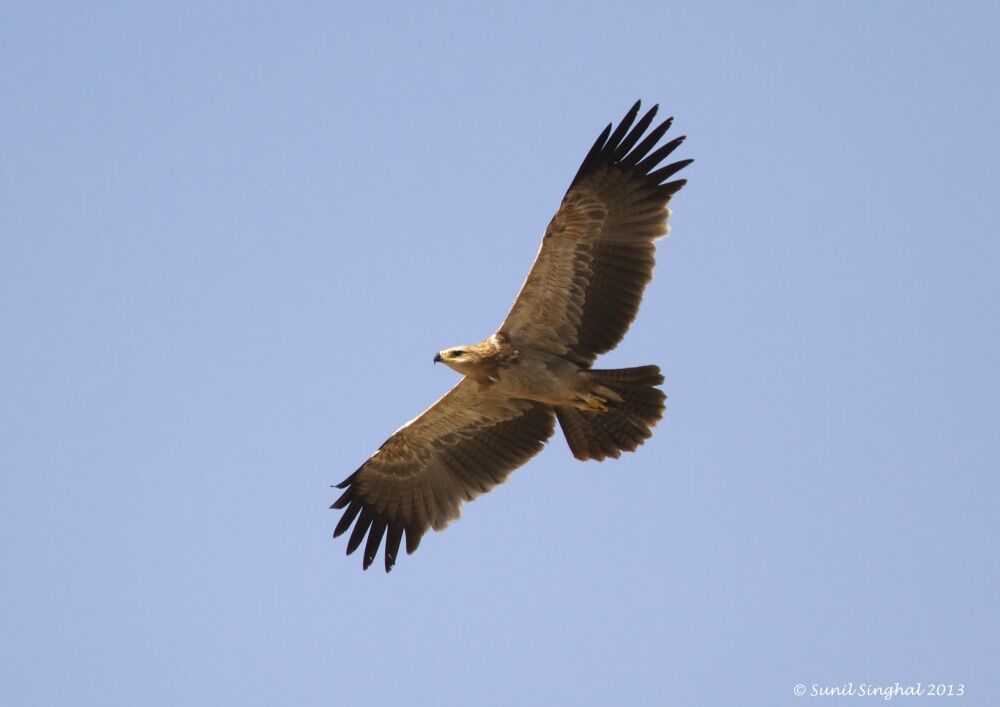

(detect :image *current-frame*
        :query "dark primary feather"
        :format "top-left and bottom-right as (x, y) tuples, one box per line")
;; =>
(570, 122), (613, 188)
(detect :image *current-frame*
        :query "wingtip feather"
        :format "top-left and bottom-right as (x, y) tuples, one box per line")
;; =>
(333, 501), (362, 538)
(346, 508), (374, 555)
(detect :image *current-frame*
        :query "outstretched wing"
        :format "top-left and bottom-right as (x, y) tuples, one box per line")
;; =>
(331, 380), (556, 572)
(501, 100), (692, 366)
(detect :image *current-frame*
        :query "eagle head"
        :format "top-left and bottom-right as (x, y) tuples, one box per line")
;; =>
(436, 345), (499, 379)
(434, 346), (473, 369)
(435, 338), (509, 381)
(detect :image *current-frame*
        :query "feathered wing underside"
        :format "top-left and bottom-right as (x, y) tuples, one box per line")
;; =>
(331, 380), (556, 571)
(501, 100), (692, 366)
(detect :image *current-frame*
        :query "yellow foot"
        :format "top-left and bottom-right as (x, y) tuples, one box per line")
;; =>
(580, 393), (609, 413)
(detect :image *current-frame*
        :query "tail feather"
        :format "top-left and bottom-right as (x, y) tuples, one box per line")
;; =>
(587, 364), (664, 386)
(556, 365), (666, 462)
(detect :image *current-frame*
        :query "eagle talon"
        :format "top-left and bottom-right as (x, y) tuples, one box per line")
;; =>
(580, 394), (609, 413)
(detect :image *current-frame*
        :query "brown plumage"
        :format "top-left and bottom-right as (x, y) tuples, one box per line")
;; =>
(333, 101), (691, 571)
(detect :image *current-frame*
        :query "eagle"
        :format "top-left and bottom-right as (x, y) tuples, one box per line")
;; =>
(332, 101), (692, 571)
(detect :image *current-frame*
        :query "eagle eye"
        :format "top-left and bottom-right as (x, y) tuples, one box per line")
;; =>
(451, 350), (463, 358)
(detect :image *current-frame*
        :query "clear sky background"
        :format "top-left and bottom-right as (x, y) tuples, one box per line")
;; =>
(3, 2), (998, 706)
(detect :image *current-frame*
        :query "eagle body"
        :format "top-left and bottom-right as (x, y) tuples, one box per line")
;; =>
(488, 345), (586, 406)
(333, 101), (692, 571)
(438, 334), (587, 407)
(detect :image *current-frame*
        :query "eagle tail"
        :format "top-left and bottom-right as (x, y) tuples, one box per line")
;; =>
(555, 365), (666, 461)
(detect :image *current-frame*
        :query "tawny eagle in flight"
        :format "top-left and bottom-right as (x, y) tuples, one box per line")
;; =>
(332, 101), (692, 571)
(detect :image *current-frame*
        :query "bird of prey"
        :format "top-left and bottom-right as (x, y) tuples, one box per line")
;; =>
(332, 101), (692, 571)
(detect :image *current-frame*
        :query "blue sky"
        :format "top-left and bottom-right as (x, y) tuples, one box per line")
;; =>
(3, 2), (998, 705)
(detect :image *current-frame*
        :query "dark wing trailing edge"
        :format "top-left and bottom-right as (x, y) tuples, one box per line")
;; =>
(331, 380), (556, 572)
(501, 100), (693, 366)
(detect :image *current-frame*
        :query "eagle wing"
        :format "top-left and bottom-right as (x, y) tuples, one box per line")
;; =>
(500, 101), (692, 366)
(331, 379), (556, 571)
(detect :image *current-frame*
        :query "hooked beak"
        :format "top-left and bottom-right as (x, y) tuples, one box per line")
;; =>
(433, 353), (442, 364)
